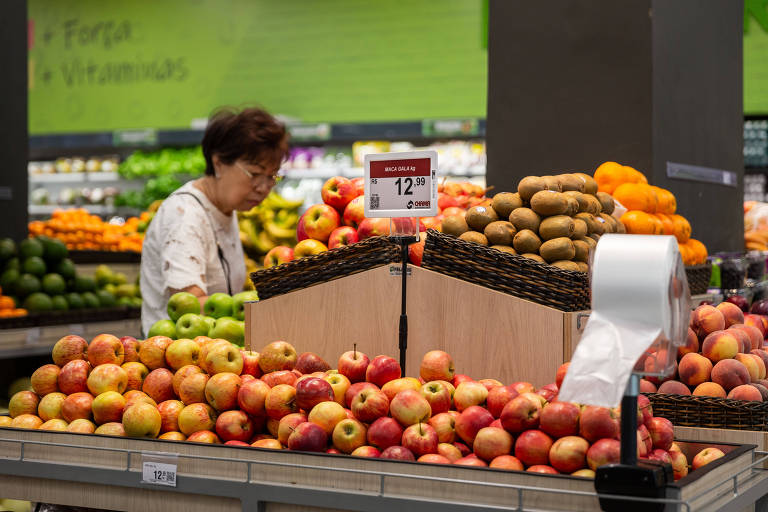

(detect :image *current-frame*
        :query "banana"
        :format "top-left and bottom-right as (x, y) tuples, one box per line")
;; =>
(265, 192), (304, 210)
(254, 230), (278, 253)
(264, 221), (298, 242)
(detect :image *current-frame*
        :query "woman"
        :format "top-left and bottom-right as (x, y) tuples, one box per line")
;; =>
(140, 106), (289, 334)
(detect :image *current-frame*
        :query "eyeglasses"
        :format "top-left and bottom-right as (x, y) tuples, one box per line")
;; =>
(235, 161), (280, 187)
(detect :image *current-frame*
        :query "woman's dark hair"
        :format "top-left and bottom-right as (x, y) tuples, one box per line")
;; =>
(201, 106), (290, 176)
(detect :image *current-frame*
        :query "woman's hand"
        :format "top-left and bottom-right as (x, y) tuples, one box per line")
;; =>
(170, 285), (208, 310)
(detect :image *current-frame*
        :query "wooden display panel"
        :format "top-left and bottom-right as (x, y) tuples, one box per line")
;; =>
(246, 265), (587, 387)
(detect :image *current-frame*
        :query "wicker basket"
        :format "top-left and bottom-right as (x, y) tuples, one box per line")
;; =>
(685, 263), (713, 295)
(0, 306), (140, 330)
(250, 236), (401, 300)
(645, 392), (768, 431)
(421, 229), (590, 311)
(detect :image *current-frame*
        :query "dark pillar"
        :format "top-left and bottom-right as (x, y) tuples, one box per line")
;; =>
(486, 0), (743, 252)
(0, 0), (28, 241)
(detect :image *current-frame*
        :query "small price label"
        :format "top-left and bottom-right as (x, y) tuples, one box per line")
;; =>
(68, 324), (85, 336)
(25, 327), (41, 345)
(142, 461), (177, 487)
(364, 150), (437, 218)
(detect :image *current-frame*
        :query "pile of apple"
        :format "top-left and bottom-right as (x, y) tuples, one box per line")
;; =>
(641, 302), (768, 401)
(262, 176), (486, 269)
(3, 337), (727, 479)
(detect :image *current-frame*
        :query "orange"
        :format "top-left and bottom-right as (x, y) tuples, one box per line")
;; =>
(594, 161), (629, 194)
(613, 183), (658, 213)
(651, 186), (677, 215)
(655, 214), (675, 235)
(623, 166), (648, 184)
(12, 308), (27, 317)
(678, 242), (694, 265)
(686, 238), (708, 265)
(0, 296), (14, 310)
(620, 210), (661, 235)
(670, 214), (691, 244)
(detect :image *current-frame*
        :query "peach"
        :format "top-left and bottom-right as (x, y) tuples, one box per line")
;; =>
(677, 353), (713, 388)
(750, 354), (767, 380)
(728, 328), (751, 353)
(752, 383), (768, 401)
(734, 324), (764, 351)
(692, 382), (726, 398)
(751, 349), (768, 371)
(727, 384), (763, 401)
(711, 359), (750, 392)
(643, 350), (677, 385)
(677, 328), (699, 359)
(690, 305), (725, 339)
(701, 331), (740, 363)
(717, 302), (745, 328)
(657, 380), (691, 395)
(639, 379), (657, 393)
(735, 353), (764, 382)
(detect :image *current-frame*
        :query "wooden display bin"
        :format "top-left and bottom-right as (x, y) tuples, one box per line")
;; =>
(0, 427), (766, 512)
(245, 264), (588, 387)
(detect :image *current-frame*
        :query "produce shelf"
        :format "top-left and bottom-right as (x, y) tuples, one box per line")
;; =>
(0, 429), (764, 512)
(28, 171), (126, 184)
(0, 315), (140, 359)
(68, 250), (141, 264)
(28, 204), (141, 216)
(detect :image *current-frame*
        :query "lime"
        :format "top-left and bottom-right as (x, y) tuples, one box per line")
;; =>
(73, 275), (97, 293)
(130, 297), (142, 308)
(115, 284), (136, 298)
(23, 292), (53, 312)
(96, 289), (116, 307)
(19, 238), (43, 259)
(51, 295), (69, 310)
(94, 265), (114, 288)
(112, 272), (128, 285)
(42, 273), (66, 295)
(0, 238), (16, 261)
(0, 268), (19, 292)
(65, 292), (84, 309)
(4, 257), (19, 272)
(41, 237), (68, 262)
(15, 274), (41, 298)
(117, 296), (133, 307)
(22, 256), (47, 277)
(81, 291), (100, 308)
(55, 258), (76, 280)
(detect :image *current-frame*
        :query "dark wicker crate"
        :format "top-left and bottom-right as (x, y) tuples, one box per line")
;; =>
(0, 306), (140, 330)
(685, 263), (712, 296)
(421, 229), (590, 312)
(645, 392), (768, 431)
(250, 236), (401, 300)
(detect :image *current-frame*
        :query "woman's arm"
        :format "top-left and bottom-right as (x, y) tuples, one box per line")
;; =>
(170, 284), (208, 310)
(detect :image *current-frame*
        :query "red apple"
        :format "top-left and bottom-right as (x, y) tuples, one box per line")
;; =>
(121, 336), (140, 363)
(178, 372), (209, 405)
(9, 391), (39, 418)
(452, 374), (474, 386)
(428, 412), (458, 443)
(437, 442), (463, 462)
(555, 363), (570, 389)
(308, 401), (347, 435)
(302, 204), (341, 243)
(123, 361), (150, 393)
(692, 447), (725, 470)
(342, 196), (365, 228)
(670, 449), (689, 479)
(514, 429), (553, 467)
(536, 383), (559, 403)
(261, 370), (297, 388)
(215, 410), (254, 442)
(331, 418), (367, 453)
(500, 393), (545, 433)
(453, 381), (488, 411)
(420, 381), (452, 415)
(526, 465), (559, 474)
(586, 438), (621, 470)
(401, 422), (439, 457)
(490, 454), (524, 470)
(37, 392), (66, 421)
(157, 399), (184, 433)
(487, 385), (519, 418)
(539, 401), (580, 438)
(548, 435), (589, 473)
(344, 381), (379, 408)
(408, 239), (425, 266)
(58, 359), (91, 395)
(338, 348), (370, 383)
(350, 388), (390, 423)
(293, 238), (328, 258)
(579, 406), (620, 442)
(87, 363), (128, 395)
(138, 336), (172, 371)
(380, 445), (416, 461)
(258, 341), (298, 373)
(351, 445), (381, 458)
(367, 416), (404, 450)
(327, 226), (359, 249)
(296, 377), (334, 411)
(277, 412), (307, 444)
(171, 364), (202, 396)
(648, 416), (674, 451)
(390, 389), (432, 426)
(61, 392), (94, 422)
(357, 218), (391, 240)
(52, 335), (88, 367)
(187, 430), (221, 443)
(511, 382), (536, 395)
(237, 379), (270, 416)
(454, 454), (487, 467)
(323, 373), (351, 405)
(92, 391), (127, 425)
(420, 350), (455, 382)
(455, 405), (494, 445)
(350, 177), (364, 197)
(473, 427), (513, 462)
(287, 421), (328, 452)
(141, 368), (175, 404)
(263, 246), (294, 268)
(265, 384), (298, 420)
(322, 176), (357, 211)
(366, 355), (401, 387)
(87, 334), (124, 367)
(178, 402), (217, 435)
(31, 364), (60, 396)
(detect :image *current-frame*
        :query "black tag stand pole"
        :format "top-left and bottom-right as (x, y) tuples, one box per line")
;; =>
(391, 233), (417, 378)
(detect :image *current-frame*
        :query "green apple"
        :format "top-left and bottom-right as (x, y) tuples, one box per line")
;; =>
(147, 319), (177, 339)
(175, 313), (210, 339)
(203, 316), (216, 334)
(167, 291), (200, 323)
(231, 291), (259, 321)
(208, 316), (244, 346)
(203, 292), (234, 319)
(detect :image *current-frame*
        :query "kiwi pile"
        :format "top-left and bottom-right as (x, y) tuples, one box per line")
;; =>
(442, 173), (624, 272)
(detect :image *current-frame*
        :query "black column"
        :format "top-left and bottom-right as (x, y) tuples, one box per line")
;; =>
(486, 0), (743, 252)
(0, 0), (28, 241)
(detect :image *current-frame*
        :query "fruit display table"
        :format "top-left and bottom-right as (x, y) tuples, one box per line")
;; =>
(0, 318), (141, 360)
(246, 264), (587, 387)
(0, 428), (766, 512)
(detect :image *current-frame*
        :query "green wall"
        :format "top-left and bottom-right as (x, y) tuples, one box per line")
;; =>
(28, 0), (488, 134)
(745, 0), (768, 114)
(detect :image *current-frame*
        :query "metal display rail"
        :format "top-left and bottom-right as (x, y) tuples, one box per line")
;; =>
(0, 429), (767, 512)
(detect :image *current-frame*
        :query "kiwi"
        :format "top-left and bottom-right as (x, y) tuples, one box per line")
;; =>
(551, 260), (581, 272)
(522, 253), (545, 263)
(484, 221), (517, 246)
(513, 229), (542, 254)
(530, 191), (569, 216)
(564, 196), (579, 217)
(573, 240), (590, 262)
(564, 191), (590, 213)
(465, 206), (499, 232)
(509, 207), (541, 232)
(615, 220), (626, 234)
(542, 176), (563, 192)
(491, 192), (523, 219)
(576, 261), (589, 273)
(580, 236), (597, 250)
(518, 176), (547, 202)
(573, 173), (599, 195)
(588, 233), (601, 243)
(575, 213), (604, 235)
(584, 195), (603, 215)
(573, 218), (588, 239)
(599, 214), (619, 233)
(441, 215), (469, 237)
(539, 237), (576, 263)
(539, 215), (575, 240)
(596, 192), (615, 214)
(557, 174), (586, 192)
(491, 245), (517, 255)
(459, 231), (488, 246)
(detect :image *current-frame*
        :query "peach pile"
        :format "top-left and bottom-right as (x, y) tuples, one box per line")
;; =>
(3, 336), (725, 479)
(642, 303), (768, 401)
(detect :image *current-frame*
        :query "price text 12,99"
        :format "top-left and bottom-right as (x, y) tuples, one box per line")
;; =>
(394, 177), (425, 195)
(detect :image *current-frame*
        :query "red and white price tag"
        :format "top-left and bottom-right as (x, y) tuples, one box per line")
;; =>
(364, 150), (437, 218)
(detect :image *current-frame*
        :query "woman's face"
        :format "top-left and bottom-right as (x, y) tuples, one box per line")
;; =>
(212, 155), (278, 212)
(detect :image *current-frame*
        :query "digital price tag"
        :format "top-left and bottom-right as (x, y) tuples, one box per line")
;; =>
(141, 453), (178, 487)
(364, 150), (437, 218)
